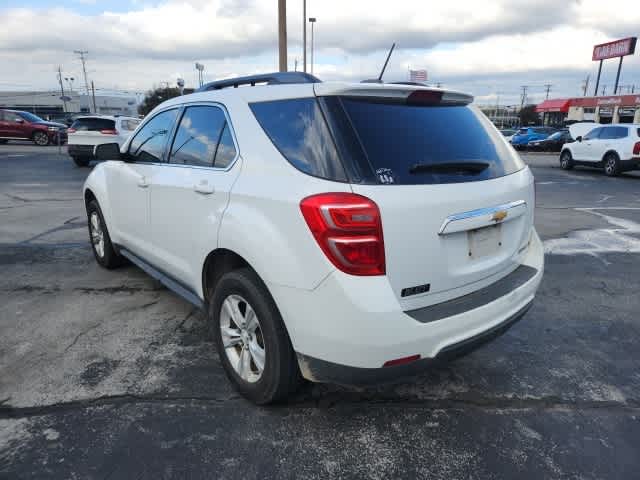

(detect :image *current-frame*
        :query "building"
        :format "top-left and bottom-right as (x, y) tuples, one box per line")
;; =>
(536, 94), (640, 126)
(0, 90), (139, 120)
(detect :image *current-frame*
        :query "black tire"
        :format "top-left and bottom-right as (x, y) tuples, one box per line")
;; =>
(603, 152), (621, 177)
(560, 150), (574, 170)
(86, 199), (124, 269)
(209, 268), (301, 404)
(32, 131), (49, 146)
(73, 156), (90, 167)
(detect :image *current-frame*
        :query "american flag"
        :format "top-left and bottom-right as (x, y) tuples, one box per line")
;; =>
(409, 69), (427, 83)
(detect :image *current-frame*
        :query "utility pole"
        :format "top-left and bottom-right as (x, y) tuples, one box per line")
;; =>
(519, 86), (528, 109)
(278, 0), (287, 72)
(582, 75), (590, 96)
(91, 81), (97, 114)
(74, 50), (91, 112)
(309, 17), (316, 75)
(601, 85), (607, 96)
(303, 0), (307, 72)
(544, 84), (552, 100)
(56, 66), (67, 113)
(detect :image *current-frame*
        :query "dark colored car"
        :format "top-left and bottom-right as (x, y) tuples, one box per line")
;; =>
(0, 109), (67, 146)
(528, 130), (574, 152)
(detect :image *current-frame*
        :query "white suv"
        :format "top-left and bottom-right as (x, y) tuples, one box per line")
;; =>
(68, 115), (140, 167)
(560, 124), (640, 176)
(83, 72), (544, 404)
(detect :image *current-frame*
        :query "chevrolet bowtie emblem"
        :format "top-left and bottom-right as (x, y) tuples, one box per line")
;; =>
(492, 210), (508, 222)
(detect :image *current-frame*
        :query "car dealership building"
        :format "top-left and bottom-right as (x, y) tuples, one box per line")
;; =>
(537, 94), (640, 126)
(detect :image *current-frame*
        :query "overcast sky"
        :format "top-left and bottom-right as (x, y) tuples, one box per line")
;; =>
(0, 0), (639, 105)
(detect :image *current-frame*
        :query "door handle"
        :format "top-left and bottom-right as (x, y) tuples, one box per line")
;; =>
(137, 176), (149, 188)
(193, 182), (215, 195)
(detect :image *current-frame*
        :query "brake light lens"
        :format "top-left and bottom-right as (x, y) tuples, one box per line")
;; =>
(300, 193), (385, 276)
(407, 90), (443, 105)
(383, 354), (421, 367)
(633, 142), (640, 156)
(67, 128), (76, 133)
(100, 129), (118, 135)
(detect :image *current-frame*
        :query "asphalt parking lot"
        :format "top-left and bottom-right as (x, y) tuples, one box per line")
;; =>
(1, 144), (640, 479)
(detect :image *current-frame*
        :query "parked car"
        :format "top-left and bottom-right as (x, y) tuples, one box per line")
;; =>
(84, 72), (544, 404)
(510, 127), (556, 149)
(560, 124), (640, 176)
(500, 128), (517, 142)
(0, 109), (67, 146)
(528, 130), (573, 152)
(67, 115), (141, 167)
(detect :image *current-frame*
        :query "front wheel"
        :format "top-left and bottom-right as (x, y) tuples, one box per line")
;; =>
(560, 150), (574, 170)
(209, 268), (301, 404)
(603, 153), (621, 177)
(86, 200), (124, 269)
(33, 131), (49, 146)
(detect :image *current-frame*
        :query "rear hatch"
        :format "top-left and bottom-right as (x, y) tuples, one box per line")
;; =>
(315, 84), (534, 309)
(68, 117), (117, 145)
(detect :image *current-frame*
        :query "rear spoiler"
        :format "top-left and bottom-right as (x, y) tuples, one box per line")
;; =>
(314, 83), (473, 106)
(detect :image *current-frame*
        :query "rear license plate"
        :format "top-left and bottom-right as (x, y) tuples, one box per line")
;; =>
(468, 224), (502, 259)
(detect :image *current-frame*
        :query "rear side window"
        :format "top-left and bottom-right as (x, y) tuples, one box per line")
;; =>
(71, 118), (115, 131)
(339, 99), (524, 185)
(169, 105), (236, 168)
(128, 109), (178, 163)
(250, 98), (347, 182)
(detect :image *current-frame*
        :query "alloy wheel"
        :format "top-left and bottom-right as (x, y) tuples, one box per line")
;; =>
(219, 294), (266, 383)
(33, 132), (48, 146)
(89, 212), (105, 258)
(605, 156), (617, 175)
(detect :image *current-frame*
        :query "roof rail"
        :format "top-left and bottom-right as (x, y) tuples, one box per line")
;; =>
(197, 72), (321, 92)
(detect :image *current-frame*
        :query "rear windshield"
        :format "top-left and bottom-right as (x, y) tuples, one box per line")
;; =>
(71, 118), (116, 131)
(251, 96), (524, 185)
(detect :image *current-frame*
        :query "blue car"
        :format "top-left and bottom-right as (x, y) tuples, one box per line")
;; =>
(510, 127), (556, 149)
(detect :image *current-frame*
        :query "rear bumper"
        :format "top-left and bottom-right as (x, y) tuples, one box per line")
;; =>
(67, 144), (95, 158)
(270, 229), (544, 384)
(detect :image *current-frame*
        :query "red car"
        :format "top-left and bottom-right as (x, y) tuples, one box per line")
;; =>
(0, 109), (67, 146)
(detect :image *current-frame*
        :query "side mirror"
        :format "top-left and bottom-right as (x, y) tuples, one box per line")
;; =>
(576, 136), (582, 142)
(94, 143), (122, 160)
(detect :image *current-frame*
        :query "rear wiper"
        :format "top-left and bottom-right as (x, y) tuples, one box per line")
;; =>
(409, 162), (490, 174)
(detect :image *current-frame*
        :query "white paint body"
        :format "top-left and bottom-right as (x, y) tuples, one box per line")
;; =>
(83, 82), (543, 372)
(68, 115), (140, 149)
(563, 123), (640, 164)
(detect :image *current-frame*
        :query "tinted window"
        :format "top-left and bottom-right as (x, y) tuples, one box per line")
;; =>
(71, 118), (115, 131)
(214, 123), (237, 168)
(3, 111), (23, 123)
(250, 98), (347, 181)
(339, 99), (524, 185)
(583, 128), (601, 140)
(599, 127), (627, 140)
(128, 109), (178, 163)
(17, 111), (43, 123)
(170, 106), (228, 167)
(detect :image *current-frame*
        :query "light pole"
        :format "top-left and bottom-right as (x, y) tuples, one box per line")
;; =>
(303, 0), (307, 72)
(309, 17), (316, 75)
(278, 0), (287, 72)
(64, 77), (75, 92)
(195, 63), (205, 87)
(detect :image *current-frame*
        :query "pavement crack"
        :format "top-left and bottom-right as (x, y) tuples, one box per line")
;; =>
(63, 322), (103, 353)
(113, 300), (159, 315)
(174, 307), (198, 333)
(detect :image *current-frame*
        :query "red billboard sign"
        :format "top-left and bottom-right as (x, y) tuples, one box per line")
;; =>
(592, 37), (637, 61)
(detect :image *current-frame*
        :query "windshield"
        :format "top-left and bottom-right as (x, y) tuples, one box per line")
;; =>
(19, 111), (44, 123)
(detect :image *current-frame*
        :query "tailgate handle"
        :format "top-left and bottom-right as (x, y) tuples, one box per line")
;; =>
(438, 200), (526, 235)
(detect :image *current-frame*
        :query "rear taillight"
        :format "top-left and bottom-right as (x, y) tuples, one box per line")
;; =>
(100, 129), (118, 135)
(633, 142), (640, 156)
(407, 90), (443, 105)
(300, 193), (385, 276)
(67, 128), (76, 133)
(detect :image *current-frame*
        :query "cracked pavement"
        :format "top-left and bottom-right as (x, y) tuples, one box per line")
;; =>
(1, 146), (640, 479)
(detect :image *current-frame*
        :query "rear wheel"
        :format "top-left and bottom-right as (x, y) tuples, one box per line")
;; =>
(560, 150), (574, 170)
(603, 152), (620, 177)
(32, 131), (49, 146)
(209, 268), (301, 404)
(72, 156), (90, 167)
(86, 199), (124, 269)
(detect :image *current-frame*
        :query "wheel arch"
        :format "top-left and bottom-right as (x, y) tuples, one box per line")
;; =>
(601, 150), (620, 162)
(202, 248), (252, 303)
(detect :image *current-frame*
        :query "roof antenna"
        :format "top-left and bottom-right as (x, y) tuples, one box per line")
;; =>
(362, 43), (396, 84)
(377, 43), (396, 82)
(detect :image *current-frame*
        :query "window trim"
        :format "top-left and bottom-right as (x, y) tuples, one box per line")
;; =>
(166, 102), (239, 171)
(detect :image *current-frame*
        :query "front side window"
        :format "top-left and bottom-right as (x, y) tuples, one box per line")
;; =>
(169, 105), (235, 168)
(128, 109), (178, 163)
(17, 111), (43, 123)
(583, 128), (601, 141)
